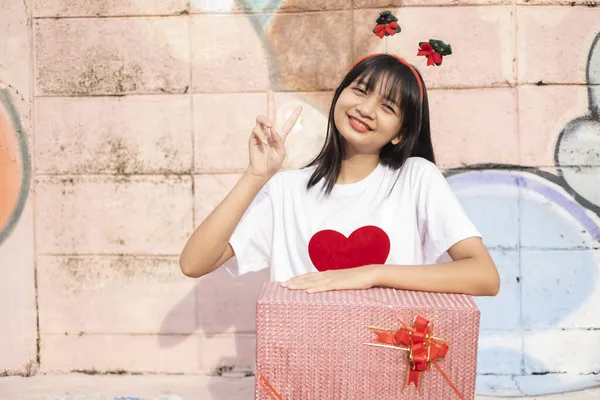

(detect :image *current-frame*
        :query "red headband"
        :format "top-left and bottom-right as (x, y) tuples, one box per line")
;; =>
(351, 53), (424, 103)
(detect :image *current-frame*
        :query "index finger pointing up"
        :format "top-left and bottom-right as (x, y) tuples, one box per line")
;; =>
(267, 90), (276, 123)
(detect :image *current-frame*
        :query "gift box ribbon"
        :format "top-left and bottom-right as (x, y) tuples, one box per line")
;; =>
(366, 314), (464, 399)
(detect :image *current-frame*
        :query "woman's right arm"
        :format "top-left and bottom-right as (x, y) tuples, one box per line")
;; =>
(179, 91), (302, 278)
(179, 171), (269, 278)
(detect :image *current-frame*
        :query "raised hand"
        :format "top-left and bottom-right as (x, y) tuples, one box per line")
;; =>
(247, 90), (302, 179)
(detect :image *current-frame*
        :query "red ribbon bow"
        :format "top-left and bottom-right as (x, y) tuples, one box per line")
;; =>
(374, 22), (399, 38)
(417, 43), (444, 66)
(371, 316), (449, 389)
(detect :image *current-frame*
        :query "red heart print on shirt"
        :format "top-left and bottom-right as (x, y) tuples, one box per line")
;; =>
(308, 225), (391, 271)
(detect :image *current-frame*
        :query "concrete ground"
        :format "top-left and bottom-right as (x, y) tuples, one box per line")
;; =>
(0, 374), (599, 400)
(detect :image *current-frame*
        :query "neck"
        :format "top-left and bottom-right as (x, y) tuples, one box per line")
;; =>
(337, 154), (380, 185)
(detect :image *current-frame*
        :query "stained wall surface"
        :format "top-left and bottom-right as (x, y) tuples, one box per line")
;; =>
(1, 0), (599, 397)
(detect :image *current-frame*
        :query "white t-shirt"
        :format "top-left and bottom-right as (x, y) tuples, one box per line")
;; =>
(228, 157), (481, 282)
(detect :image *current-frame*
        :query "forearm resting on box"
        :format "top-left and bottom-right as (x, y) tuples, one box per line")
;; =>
(179, 171), (268, 278)
(372, 238), (500, 296)
(372, 258), (499, 296)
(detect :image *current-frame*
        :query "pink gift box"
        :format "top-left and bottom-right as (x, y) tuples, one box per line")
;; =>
(255, 282), (480, 400)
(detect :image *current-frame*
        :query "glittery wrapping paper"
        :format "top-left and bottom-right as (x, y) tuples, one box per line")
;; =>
(255, 282), (480, 400)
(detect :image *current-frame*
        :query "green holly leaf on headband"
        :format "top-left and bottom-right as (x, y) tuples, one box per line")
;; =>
(375, 10), (399, 25)
(428, 39), (452, 56)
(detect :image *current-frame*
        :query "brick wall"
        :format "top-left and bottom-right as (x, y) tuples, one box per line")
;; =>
(1, 0), (599, 396)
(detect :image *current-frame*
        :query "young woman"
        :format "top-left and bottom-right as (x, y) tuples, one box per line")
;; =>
(180, 54), (500, 296)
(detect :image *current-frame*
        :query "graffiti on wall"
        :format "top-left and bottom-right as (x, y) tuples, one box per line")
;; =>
(0, 88), (30, 246)
(446, 32), (600, 395)
(555, 32), (600, 215)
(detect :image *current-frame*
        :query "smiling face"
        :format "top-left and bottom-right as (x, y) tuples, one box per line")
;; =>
(306, 55), (432, 194)
(333, 72), (404, 156)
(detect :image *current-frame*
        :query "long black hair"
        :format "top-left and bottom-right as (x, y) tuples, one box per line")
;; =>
(305, 54), (435, 194)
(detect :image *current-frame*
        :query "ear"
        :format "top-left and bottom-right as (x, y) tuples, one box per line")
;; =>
(390, 130), (404, 145)
(391, 126), (406, 145)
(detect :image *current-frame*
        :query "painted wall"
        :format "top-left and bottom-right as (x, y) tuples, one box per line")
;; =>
(0, 0), (599, 397)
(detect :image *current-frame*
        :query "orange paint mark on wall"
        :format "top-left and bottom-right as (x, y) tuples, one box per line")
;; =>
(0, 103), (21, 231)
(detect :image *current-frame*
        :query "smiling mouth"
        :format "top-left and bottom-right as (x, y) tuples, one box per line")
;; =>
(348, 115), (372, 133)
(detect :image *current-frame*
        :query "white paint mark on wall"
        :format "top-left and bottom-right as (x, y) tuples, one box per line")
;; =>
(190, 0), (236, 12)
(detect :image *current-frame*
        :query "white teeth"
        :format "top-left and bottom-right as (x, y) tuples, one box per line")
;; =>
(350, 117), (369, 130)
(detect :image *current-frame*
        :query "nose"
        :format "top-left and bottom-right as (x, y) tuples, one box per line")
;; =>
(356, 95), (377, 119)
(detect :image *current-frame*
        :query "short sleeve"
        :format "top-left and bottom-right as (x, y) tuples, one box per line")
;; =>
(226, 179), (275, 276)
(415, 160), (481, 264)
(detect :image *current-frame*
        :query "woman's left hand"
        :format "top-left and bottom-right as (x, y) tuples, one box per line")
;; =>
(281, 266), (377, 293)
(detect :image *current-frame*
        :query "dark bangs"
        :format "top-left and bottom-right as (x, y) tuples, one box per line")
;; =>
(305, 54), (435, 195)
(354, 63), (417, 112)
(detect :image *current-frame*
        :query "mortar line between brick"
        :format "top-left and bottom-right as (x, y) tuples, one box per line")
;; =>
(514, 0), (526, 361)
(512, 7), (526, 374)
(32, 83), (596, 99)
(31, 165), (600, 178)
(44, 332), (257, 336)
(28, 0), (41, 371)
(32, 13), (194, 20)
(514, 2), (522, 164)
(188, 1), (196, 224)
(37, 254), (181, 258)
(35, 173), (200, 177)
(31, 4), (525, 21)
(351, 0), (355, 64)
(518, 186), (525, 376)
(40, 328), (600, 336)
(186, 0), (200, 334)
(512, 3), (523, 377)
(30, 2), (600, 21)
